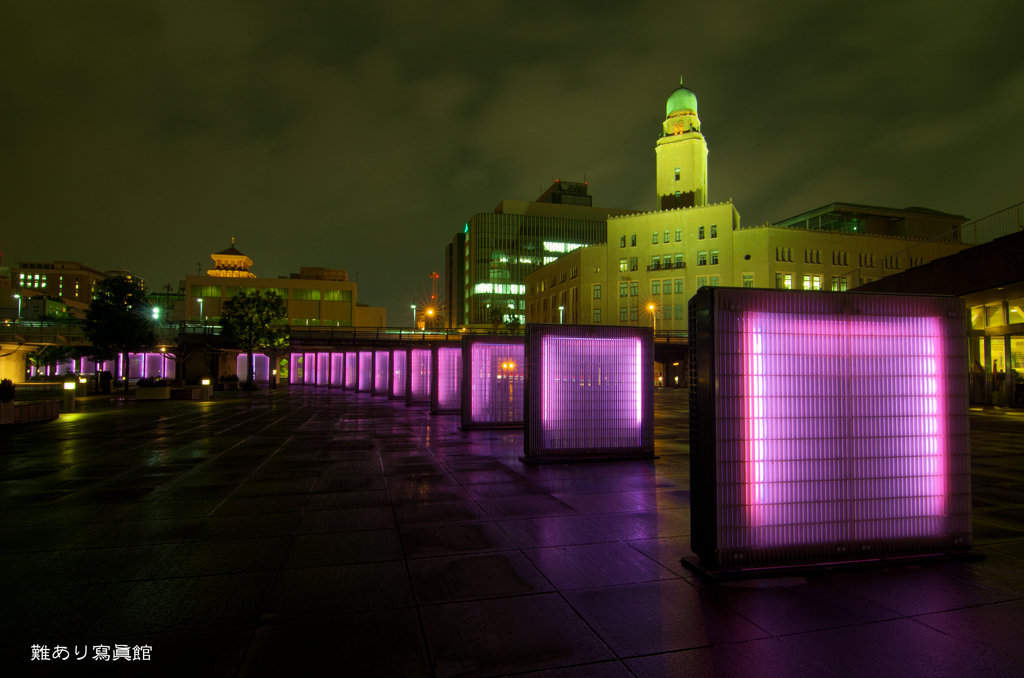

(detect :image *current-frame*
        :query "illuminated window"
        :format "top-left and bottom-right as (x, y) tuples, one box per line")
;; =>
(629, 282), (638, 297)
(593, 309), (602, 323)
(593, 285), (601, 299)
(674, 167), (680, 181)
(652, 281), (660, 295)
(619, 307), (628, 322)
(631, 234), (637, 247)
(986, 304), (1004, 327)
(710, 224), (717, 238)
(620, 235), (626, 248)
(697, 276), (707, 288)
(698, 226), (705, 240)
(651, 256), (660, 269)
(698, 252), (707, 266)
(710, 251), (719, 265)
(652, 232), (659, 244)
(675, 229), (681, 242)
(619, 283), (628, 297)
(675, 255), (683, 268)
(674, 279), (685, 294)
(664, 231), (670, 242)
(830, 276), (848, 292)
(619, 259), (628, 272)
(775, 273), (793, 289)
(629, 258), (638, 272)
(630, 307), (638, 321)
(710, 276), (719, 287)
(742, 274), (754, 288)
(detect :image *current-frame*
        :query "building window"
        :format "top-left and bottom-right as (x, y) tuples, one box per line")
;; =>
(675, 229), (682, 242)
(710, 276), (720, 286)
(674, 191), (681, 204)
(631, 234), (637, 247)
(775, 273), (793, 289)
(629, 282), (638, 297)
(593, 284), (601, 299)
(651, 256), (660, 269)
(620, 235), (626, 248)
(629, 258), (638, 271)
(619, 259), (628, 272)
(652, 280), (660, 295)
(742, 274), (754, 288)
(652, 232), (659, 244)
(710, 250), (719, 265)
(710, 224), (717, 238)
(619, 283), (628, 297)
(674, 167), (680, 181)
(674, 279), (684, 294)
(697, 276), (707, 289)
(630, 307), (638, 321)
(697, 252), (707, 266)
(619, 307), (628, 322)
(663, 230), (670, 243)
(830, 276), (848, 292)
(698, 226), (705, 240)
(674, 255), (683, 268)
(593, 308), (602, 323)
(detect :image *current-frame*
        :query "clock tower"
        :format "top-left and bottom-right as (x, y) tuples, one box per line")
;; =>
(656, 80), (708, 210)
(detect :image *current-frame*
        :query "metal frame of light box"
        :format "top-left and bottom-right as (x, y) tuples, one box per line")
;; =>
(460, 336), (526, 430)
(524, 324), (655, 463)
(688, 287), (973, 574)
(431, 344), (463, 415)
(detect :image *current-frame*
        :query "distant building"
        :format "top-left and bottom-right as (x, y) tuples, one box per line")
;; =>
(525, 83), (972, 331)
(171, 242), (386, 327)
(10, 260), (106, 306)
(443, 181), (640, 327)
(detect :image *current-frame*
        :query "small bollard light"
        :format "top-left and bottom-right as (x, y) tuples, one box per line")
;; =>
(63, 381), (76, 413)
(200, 378), (211, 401)
(201, 378), (210, 385)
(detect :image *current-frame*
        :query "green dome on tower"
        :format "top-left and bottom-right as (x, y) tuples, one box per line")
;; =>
(666, 84), (698, 117)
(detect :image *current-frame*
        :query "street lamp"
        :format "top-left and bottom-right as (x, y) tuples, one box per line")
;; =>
(558, 305), (564, 324)
(196, 298), (203, 323)
(13, 294), (20, 319)
(648, 303), (656, 333)
(151, 307), (160, 320)
(410, 304), (417, 328)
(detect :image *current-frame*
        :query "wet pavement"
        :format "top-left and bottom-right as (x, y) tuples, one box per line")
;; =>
(1, 387), (1023, 677)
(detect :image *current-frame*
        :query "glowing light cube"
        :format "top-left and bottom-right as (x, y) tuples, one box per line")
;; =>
(390, 348), (407, 400)
(344, 351), (358, 390)
(372, 350), (390, 395)
(330, 353), (345, 387)
(461, 337), (526, 429)
(525, 325), (654, 461)
(432, 345), (463, 414)
(357, 351), (372, 392)
(689, 288), (971, 569)
(406, 347), (431, 405)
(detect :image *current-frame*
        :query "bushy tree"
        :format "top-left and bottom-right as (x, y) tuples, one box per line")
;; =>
(221, 290), (287, 386)
(505, 314), (522, 334)
(82, 276), (157, 391)
(489, 307), (504, 332)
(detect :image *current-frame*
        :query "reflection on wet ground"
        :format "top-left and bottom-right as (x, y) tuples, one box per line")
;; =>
(1, 387), (1023, 676)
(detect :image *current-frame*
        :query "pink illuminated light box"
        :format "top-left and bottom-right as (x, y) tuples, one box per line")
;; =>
(344, 352), (358, 390)
(688, 288), (971, 570)
(390, 348), (407, 400)
(431, 345), (463, 414)
(525, 325), (654, 461)
(461, 337), (526, 429)
(406, 348), (431, 405)
(372, 350), (390, 395)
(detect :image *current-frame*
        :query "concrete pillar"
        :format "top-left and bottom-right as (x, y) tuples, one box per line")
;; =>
(984, 336), (992, 405)
(1005, 334), (1014, 407)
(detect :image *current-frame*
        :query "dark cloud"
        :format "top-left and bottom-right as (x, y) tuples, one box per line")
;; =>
(2, 1), (1021, 314)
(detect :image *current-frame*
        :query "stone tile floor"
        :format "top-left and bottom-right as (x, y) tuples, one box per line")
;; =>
(1, 387), (1023, 677)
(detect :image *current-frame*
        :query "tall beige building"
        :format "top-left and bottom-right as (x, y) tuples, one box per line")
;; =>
(526, 84), (971, 330)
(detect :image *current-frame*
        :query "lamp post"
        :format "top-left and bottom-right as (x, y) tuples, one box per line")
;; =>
(196, 298), (204, 325)
(410, 304), (417, 328)
(13, 294), (20, 319)
(558, 305), (564, 324)
(648, 303), (656, 333)
(426, 308), (434, 329)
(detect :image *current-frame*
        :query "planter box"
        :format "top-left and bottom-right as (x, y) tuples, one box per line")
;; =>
(1, 400), (60, 425)
(222, 382), (239, 391)
(170, 388), (200, 400)
(136, 386), (171, 400)
(213, 384), (225, 392)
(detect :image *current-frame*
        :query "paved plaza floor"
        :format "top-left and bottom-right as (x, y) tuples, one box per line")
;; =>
(2, 386), (1024, 677)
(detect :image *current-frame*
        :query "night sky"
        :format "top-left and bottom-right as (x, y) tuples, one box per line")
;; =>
(2, 1), (1021, 321)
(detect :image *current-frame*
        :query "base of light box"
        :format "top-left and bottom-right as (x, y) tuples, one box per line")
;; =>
(519, 454), (658, 465)
(680, 550), (984, 581)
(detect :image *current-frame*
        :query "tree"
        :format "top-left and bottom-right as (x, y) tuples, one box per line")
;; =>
(505, 314), (522, 334)
(82, 276), (157, 392)
(220, 290), (287, 386)
(488, 307), (504, 333)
